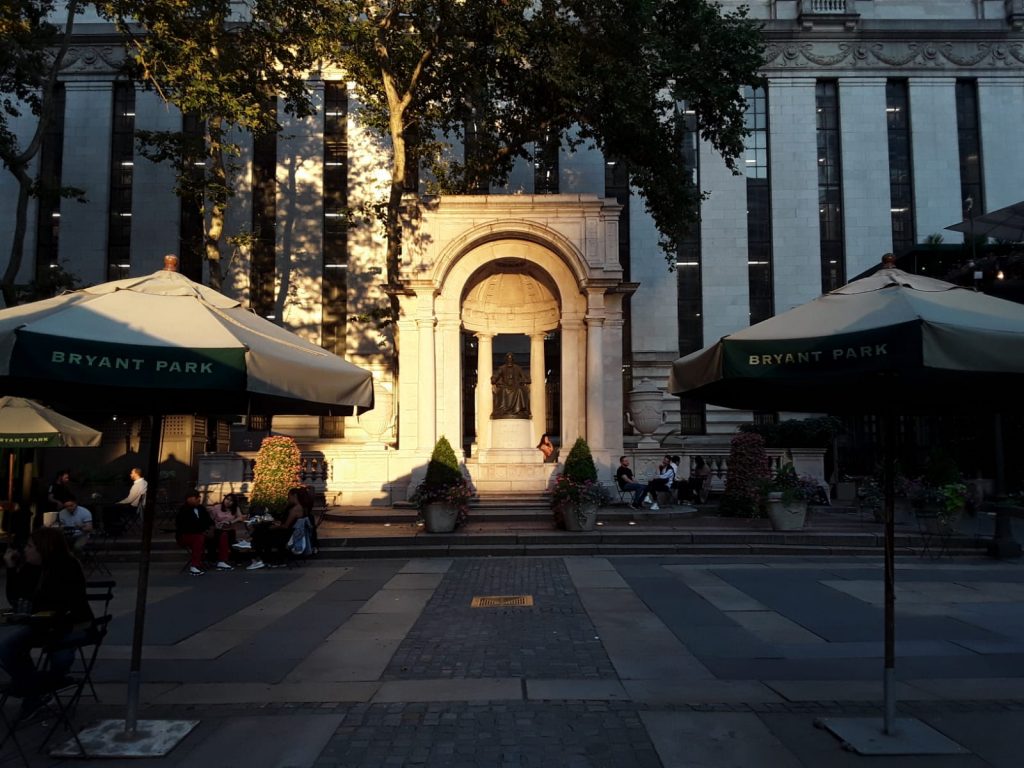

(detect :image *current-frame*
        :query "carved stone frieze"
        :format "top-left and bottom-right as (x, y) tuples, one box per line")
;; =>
(59, 45), (127, 74)
(763, 41), (1024, 72)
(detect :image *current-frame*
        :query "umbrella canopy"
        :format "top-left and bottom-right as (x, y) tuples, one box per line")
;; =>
(669, 260), (1024, 738)
(0, 267), (374, 416)
(0, 396), (101, 447)
(668, 266), (1024, 413)
(946, 199), (1024, 243)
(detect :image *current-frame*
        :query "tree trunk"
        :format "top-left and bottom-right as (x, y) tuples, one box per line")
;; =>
(2, 164), (33, 306)
(206, 117), (226, 290)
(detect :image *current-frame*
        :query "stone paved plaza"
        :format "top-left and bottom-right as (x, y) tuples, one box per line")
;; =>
(5, 554), (1024, 766)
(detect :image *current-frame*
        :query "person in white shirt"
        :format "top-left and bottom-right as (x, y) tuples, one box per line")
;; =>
(54, 495), (93, 551)
(109, 467), (148, 532)
(643, 455), (676, 511)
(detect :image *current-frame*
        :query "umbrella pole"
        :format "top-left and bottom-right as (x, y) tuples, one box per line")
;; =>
(125, 413), (163, 735)
(881, 412), (897, 735)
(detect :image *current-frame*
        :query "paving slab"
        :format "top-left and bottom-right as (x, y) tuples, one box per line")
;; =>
(641, 711), (803, 768)
(908, 677), (1024, 699)
(398, 558), (452, 574)
(152, 681), (380, 704)
(624, 679), (782, 704)
(728, 610), (827, 645)
(525, 678), (630, 701)
(372, 678), (523, 702)
(764, 679), (936, 702)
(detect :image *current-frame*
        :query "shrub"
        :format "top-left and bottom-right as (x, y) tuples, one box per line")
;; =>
(739, 416), (842, 448)
(250, 435), (301, 514)
(551, 437), (608, 528)
(411, 436), (471, 524)
(720, 432), (770, 517)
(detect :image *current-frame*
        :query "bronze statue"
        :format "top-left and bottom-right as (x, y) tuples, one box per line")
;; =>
(491, 353), (530, 419)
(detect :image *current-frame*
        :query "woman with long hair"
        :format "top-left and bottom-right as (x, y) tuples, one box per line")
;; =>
(246, 487), (307, 570)
(1, 527), (93, 716)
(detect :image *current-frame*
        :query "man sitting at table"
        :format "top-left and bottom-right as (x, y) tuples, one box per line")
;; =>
(53, 494), (93, 552)
(175, 490), (232, 576)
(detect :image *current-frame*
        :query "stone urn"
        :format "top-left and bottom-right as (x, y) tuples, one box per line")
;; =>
(422, 502), (458, 533)
(765, 492), (807, 531)
(626, 378), (667, 447)
(358, 381), (394, 444)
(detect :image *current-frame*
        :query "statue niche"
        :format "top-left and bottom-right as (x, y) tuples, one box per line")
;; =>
(491, 353), (530, 419)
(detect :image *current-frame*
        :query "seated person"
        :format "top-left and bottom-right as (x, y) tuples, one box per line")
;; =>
(52, 494), (93, 552)
(682, 456), (712, 503)
(642, 455), (676, 512)
(247, 487), (307, 570)
(537, 434), (556, 463)
(109, 467), (148, 529)
(175, 490), (231, 575)
(614, 456), (648, 510)
(0, 528), (93, 719)
(210, 493), (252, 550)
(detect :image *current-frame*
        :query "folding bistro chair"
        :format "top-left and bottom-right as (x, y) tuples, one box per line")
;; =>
(915, 509), (954, 560)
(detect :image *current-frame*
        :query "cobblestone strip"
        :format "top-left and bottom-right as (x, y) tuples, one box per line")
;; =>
(384, 558), (617, 680)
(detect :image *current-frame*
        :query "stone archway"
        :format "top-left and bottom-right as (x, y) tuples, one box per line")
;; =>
(395, 195), (627, 492)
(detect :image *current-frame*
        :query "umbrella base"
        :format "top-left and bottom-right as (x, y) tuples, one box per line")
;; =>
(51, 719), (198, 758)
(815, 717), (968, 755)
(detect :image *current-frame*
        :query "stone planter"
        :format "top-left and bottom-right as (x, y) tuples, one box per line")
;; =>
(765, 492), (807, 531)
(554, 500), (598, 532)
(422, 502), (458, 533)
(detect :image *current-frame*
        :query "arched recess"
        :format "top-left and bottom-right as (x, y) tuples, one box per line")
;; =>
(431, 235), (589, 456)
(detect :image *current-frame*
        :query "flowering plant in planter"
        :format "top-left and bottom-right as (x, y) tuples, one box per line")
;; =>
(551, 437), (609, 529)
(760, 466), (821, 506)
(719, 432), (770, 517)
(410, 436), (471, 526)
(250, 435), (301, 515)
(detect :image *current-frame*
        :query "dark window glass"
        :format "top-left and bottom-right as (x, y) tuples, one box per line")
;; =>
(886, 80), (915, 256)
(321, 83), (350, 439)
(533, 128), (559, 194)
(956, 79), (984, 217)
(179, 113), (205, 281)
(676, 102), (702, 359)
(816, 81), (845, 292)
(744, 85), (774, 325)
(250, 99), (277, 319)
(107, 82), (135, 281)
(35, 83), (66, 285)
(679, 398), (706, 436)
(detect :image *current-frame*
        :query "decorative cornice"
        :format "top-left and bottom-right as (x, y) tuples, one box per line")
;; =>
(60, 45), (127, 74)
(763, 41), (1024, 72)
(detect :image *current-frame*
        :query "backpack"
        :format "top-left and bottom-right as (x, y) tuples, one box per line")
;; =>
(288, 517), (313, 556)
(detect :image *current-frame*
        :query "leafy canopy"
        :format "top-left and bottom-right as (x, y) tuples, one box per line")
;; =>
(317, 0), (765, 265)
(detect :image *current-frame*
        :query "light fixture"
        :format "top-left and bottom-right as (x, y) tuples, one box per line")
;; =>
(997, 269), (1005, 280)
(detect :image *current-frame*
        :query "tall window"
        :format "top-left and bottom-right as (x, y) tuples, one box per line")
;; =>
(107, 82), (135, 280)
(34, 83), (66, 285)
(250, 101), (277, 319)
(816, 81), (844, 293)
(533, 128), (559, 194)
(675, 102), (705, 435)
(956, 79), (984, 217)
(178, 113), (204, 281)
(744, 85), (773, 325)
(676, 102), (702, 357)
(321, 83), (349, 438)
(886, 80), (915, 256)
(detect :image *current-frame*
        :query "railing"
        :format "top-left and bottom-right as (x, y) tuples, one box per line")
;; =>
(801, 0), (851, 12)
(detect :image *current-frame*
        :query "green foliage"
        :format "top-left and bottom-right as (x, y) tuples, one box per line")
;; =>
(250, 435), (301, 514)
(922, 449), (960, 488)
(96, 0), (332, 287)
(562, 437), (598, 485)
(424, 435), (461, 488)
(760, 466), (820, 506)
(739, 416), (843, 448)
(315, 0), (765, 305)
(411, 436), (471, 524)
(720, 432), (769, 518)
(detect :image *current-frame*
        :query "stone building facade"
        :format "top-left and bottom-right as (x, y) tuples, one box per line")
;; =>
(1, 1), (1023, 502)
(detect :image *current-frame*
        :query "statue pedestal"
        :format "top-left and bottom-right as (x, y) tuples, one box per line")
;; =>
(479, 418), (538, 463)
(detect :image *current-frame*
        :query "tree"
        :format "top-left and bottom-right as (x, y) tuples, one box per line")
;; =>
(0, 0), (83, 306)
(316, 0), (764, 321)
(96, 0), (333, 289)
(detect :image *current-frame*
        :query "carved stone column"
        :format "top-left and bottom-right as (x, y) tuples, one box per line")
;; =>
(560, 318), (584, 450)
(476, 333), (493, 451)
(530, 333), (546, 448)
(585, 315), (605, 451)
(416, 307), (436, 451)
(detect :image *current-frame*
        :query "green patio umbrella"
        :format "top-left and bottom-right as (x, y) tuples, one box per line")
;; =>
(669, 259), (1024, 744)
(0, 396), (101, 448)
(0, 257), (374, 752)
